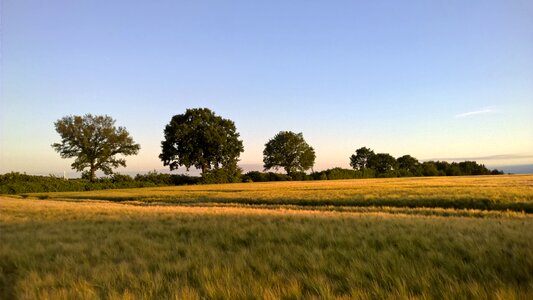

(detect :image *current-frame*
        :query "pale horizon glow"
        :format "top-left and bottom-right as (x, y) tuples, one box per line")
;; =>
(1, 0), (532, 176)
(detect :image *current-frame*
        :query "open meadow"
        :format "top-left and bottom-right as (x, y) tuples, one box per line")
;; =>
(1, 175), (533, 298)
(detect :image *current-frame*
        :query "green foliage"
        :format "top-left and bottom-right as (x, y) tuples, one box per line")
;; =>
(458, 161), (492, 175)
(159, 108), (244, 174)
(289, 171), (311, 181)
(110, 173), (134, 183)
(201, 163), (243, 184)
(422, 161), (439, 176)
(367, 153), (399, 177)
(349, 147), (375, 171)
(263, 131), (316, 175)
(134, 171), (199, 186)
(52, 114), (140, 181)
(242, 171), (291, 182)
(397, 154), (422, 176)
(134, 170), (173, 185)
(0, 171), (200, 194)
(350, 147), (502, 178)
(312, 168), (359, 180)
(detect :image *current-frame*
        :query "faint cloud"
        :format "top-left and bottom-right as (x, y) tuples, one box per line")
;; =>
(455, 106), (499, 118)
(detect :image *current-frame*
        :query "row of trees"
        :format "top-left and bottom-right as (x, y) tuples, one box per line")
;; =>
(52, 108), (501, 182)
(52, 109), (317, 182)
(349, 147), (501, 177)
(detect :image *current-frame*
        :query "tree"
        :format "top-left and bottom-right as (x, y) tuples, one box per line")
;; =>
(52, 114), (140, 182)
(367, 153), (399, 176)
(349, 147), (375, 176)
(159, 108), (244, 176)
(458, 161), (491, 175)
(421, 161), (439, 176)
(263, 131), (316, 176)
(397, 154), (421, 176)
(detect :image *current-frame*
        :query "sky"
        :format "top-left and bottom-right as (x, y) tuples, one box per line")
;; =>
(1, 0), (532, 176)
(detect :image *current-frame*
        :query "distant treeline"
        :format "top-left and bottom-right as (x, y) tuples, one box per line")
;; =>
(1, 158), (503, 194)
(0, 171), (199, 194)
(245, 160), (503, 182)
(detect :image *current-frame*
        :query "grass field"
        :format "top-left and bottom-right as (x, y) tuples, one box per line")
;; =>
(1, 175), (533, 298)
(27, 175), (533, 212)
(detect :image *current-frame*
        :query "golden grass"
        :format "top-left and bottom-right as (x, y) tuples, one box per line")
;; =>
(23, 175), (533, 212)
(2, 175), (533, 298)
(28, 174), (533, 199)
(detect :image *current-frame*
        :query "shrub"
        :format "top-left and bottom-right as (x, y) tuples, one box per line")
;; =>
(201, 164), (242, 184)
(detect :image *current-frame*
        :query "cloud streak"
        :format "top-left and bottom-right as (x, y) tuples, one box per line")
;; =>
(455, 106), (498, 118)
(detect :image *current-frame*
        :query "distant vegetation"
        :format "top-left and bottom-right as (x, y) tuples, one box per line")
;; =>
(0, 171), (198, 194)
(5, 108), (503, 194)
(1, 157), (503, 195)
(1, 158), (503, 194)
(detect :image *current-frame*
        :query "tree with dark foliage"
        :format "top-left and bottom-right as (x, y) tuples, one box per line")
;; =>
(263, 131), (316, 176)
(52, 114), (140, 182)
(367, 153), (399, 176)
(350, 147), (375, 176)
(397, 155), (421, 176)
(159, 108), (244, 177)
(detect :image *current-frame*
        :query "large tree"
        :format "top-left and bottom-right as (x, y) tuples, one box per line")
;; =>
(397, 154), (421, 176)
(367, 153), (399, 176)
(159, 108), (244, 174)
(263, 131), (316, 175)
(52, 114), (140, 181)
(349, 147), (375, 176)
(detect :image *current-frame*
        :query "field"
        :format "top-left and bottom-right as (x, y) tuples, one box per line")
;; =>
(1, 175), (533, 299)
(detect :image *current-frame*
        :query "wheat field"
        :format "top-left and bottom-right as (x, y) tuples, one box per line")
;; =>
(28, 175), (533, 212)
(1, 175), (533, 299)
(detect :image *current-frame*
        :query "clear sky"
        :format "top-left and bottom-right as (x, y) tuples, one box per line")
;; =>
(1, 0), (532, 176)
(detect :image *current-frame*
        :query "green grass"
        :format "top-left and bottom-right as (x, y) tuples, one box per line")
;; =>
(1, 175), (533, 298)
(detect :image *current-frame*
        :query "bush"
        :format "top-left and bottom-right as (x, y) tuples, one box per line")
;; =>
(326, 168), (358, 180)
(135, 171), (172, 185)
(267, 172), (291, 181)
(201, 164), (242, 184)
(311, 168), (365, 180)
(0, 171), (200, 194)
(242, 171), (292, 182)
(111, 173), (134, 183)
(243, 171), (268, 182)
(170, 174), (199, 185)
(289, 172), (311, 181)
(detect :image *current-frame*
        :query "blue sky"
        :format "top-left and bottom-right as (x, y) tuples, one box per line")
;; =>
(1, 0), (532, 175)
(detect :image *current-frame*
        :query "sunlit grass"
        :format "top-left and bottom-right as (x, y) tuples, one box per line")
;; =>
(26, 175), (533, 212)
(1, 197), (532, 299)
(2, 175), (533, 298)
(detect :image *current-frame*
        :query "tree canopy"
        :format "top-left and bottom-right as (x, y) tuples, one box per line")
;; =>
(263, 131), (316, 175)
(52, 114), (140, 181)
(367, 153), (399, 176)
(397, 154), (422, 176)
(349, 147), (375, 171)
(159, 108), (244, 175)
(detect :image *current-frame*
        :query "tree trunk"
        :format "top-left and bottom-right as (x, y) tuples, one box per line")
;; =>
(90, 165), (96, 182)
